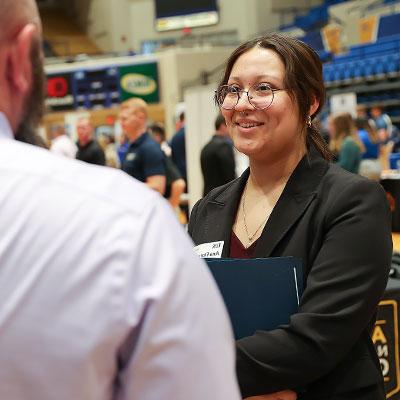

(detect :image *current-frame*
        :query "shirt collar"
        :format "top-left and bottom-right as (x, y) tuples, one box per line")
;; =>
(129, 132), (148, 148)
(0, 112), (14, 140)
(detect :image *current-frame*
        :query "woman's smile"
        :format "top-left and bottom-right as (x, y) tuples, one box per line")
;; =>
(234, 117), (264, 133)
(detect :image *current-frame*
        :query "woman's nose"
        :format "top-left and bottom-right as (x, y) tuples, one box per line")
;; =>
(234, 91), (253, 111)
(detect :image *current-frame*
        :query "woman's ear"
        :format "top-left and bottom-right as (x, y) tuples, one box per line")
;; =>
(7, 23), (37, 94)
(309, 96), (320, 118)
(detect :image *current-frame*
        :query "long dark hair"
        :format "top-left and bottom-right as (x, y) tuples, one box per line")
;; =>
(215, 33), (331, 160)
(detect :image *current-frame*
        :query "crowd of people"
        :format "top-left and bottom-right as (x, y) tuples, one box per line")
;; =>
(45, 102), (399, 209)
(323, 105), (397, 181)
(0, 1), (395, 400)
(45, 99), (190, 213)
(45, 97), (242, 215)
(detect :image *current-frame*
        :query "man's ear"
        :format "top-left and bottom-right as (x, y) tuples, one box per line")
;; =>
(309, 96), (320, 118)
(138, 111), (147, 123)
(7, 23), (37, 94)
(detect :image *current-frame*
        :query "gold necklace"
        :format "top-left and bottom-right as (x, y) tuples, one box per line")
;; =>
(242, 183), (270, 246)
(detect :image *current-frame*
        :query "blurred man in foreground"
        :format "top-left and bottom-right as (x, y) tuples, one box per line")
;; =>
(0, 2), (240, 399)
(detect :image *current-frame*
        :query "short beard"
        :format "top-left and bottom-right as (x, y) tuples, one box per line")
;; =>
(15, 38), (45, 145)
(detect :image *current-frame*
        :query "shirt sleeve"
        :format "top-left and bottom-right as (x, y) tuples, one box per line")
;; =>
(337, 139), (360, 172)
(117, 198), (240, 400)
(142, 144), (166, 178)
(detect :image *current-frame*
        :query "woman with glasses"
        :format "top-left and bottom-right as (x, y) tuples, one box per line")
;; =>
(188, 33), (392, 400)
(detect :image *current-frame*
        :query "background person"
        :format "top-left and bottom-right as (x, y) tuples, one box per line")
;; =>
(150, 123), (186, 209)
(355, 117), (382, 181)
(0, 2), (241, 399)
(188, 33), (392, 400)
(328, 112), (364, 174)
(201, 113), (236, 196)
(98, 133), (119, 168)
(170, 111), (187, 183)
(150, 121), (173, 156)
(49, 123), (77, 158)
(76, 117), (106, 166)
(370, 105), (393, 143)
(119, 98), (166, 195)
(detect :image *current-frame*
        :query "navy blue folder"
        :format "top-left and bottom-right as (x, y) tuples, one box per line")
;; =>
(206, 257), (303, 339)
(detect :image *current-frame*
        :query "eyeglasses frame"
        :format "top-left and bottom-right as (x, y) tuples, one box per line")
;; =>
(215, 83), (286, 110)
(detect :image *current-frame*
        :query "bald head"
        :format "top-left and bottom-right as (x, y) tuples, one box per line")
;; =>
(0, 0), (44, 139)
(0, 0), (41, 41)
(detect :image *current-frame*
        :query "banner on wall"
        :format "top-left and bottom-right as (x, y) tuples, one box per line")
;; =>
(46, 73), (74, 111)
(359, 15), (378, 44)
(330, 92), (357, 117)
(45, 60), (160, 112)
(119, 62), (159, 103)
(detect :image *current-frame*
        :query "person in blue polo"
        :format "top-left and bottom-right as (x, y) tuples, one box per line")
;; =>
(119, 98), (166, 195)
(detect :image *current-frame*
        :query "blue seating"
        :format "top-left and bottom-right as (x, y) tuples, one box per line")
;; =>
(323, 32), (400, 86)
(364, 60), (375, 80)
(343, 61), (355, 81)
(295, 6), (328, 31)
(323, 64), (334, 82)
(353, 61), (365, 80)
(387, 53), (400, 76)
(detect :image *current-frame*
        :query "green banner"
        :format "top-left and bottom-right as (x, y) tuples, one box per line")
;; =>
(119, 62), (159, 103)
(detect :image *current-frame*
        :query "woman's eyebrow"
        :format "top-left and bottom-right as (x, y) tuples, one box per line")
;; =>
(228, 74), (282, 82)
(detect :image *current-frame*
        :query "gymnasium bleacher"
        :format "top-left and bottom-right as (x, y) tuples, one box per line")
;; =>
(279, 0), (400, 129)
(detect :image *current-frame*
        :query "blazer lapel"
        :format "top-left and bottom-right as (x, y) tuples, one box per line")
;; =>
(203, 170), (249, 257)
(255, 150), (329, 258)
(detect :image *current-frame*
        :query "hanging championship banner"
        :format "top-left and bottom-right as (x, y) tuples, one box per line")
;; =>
(359, 15), (378, 44)
(321, 24), (342, 55)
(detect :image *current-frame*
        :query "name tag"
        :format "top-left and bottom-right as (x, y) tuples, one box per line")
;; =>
(194, 241), (224, 258)
(126, 153), (136, 161)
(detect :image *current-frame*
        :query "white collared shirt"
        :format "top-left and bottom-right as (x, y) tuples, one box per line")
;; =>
(0, 112), (240, 400)
(0, 112), (13, 140)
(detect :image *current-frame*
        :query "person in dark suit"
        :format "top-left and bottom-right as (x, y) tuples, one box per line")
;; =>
(75, 117), (105, 166)
(201, 113), (236, 196)
(170, 112), (187, 182)
(188, 33), (392, 400)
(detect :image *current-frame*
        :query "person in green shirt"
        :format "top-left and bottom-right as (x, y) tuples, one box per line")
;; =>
(328, 112), (365, 173)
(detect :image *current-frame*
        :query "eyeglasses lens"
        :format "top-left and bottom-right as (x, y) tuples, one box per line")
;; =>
(217, 85), (273, 110)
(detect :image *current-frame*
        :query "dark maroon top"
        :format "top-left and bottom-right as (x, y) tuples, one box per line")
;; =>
(229, 230), (258, 259)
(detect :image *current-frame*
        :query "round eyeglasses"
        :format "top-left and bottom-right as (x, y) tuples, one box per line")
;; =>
(215, 83), (285, 110)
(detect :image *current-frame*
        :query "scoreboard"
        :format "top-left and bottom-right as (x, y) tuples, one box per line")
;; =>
(45, 58), (159, 112)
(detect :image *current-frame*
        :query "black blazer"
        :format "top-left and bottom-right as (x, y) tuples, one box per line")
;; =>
(188, 148), (392, 399)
